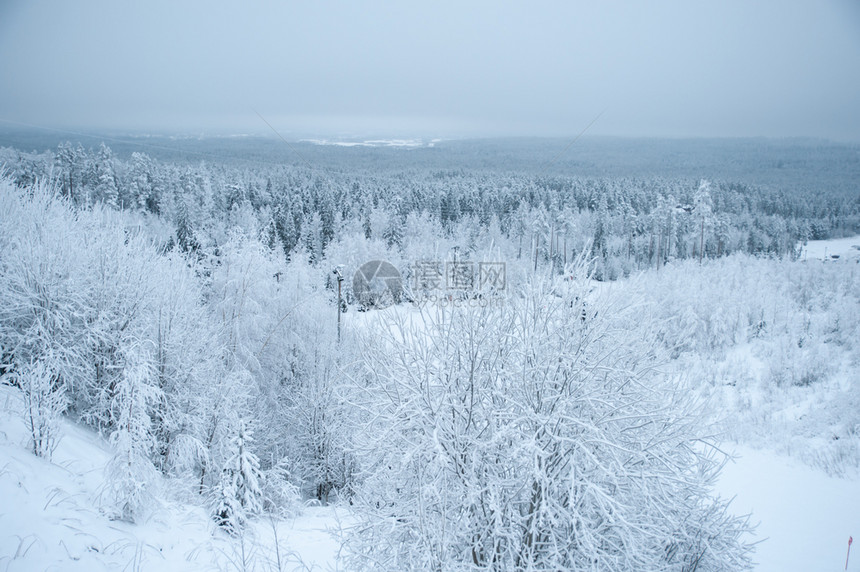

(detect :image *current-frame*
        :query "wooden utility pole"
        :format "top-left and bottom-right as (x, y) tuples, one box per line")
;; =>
(649, 232), (654, 267)
(333, 267), (344, 342)
(564, 236), (568, 267)
(699, 217), (705, 264)
(337, 278), (342, 341)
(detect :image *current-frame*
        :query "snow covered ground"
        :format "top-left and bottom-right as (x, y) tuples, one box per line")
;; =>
(4, 384), (858, 571)
(800, 235), (860, 262)
(3, 359), (858, 571)
(717, 445), (860, 572)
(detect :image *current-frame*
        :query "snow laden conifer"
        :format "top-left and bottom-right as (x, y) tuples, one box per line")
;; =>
(213, 420), (263, 534)
(347, 256), (753, 571)
(105, 343), (162, 522)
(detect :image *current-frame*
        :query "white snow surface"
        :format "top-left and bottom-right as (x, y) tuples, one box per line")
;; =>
(3, 361), (859, 571)
(800, 235), (860, 262)
(717, 445), (860, 572)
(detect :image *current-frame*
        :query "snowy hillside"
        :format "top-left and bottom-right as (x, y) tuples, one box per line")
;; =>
(0, 385), (350, 571)
(4, 384), (860, 570)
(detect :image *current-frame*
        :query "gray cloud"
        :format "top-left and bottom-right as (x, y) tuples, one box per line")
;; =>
(1, 0), (859, 139)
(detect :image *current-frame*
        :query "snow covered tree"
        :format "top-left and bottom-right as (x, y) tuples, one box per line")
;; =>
(16, 358), (67, 459)
(94, 143), (119, 208)
(0, 182), (94, 412)
(260, 457), (301, 517)
(301, 212), (325, 264)
(213, 421), (263, 534)
(54, 141), (86, 202)
(106, 342), (163, 522)
(347, 256), (753, 571)
(175, 198), (200, 254)
(142, 250), (227, 479)
(285, 315), (357, 503)
(130, 152), (161, 214)
(694, 180), (714, 261)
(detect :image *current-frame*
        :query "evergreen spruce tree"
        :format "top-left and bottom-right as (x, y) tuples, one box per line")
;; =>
(213, 421), (263, 534)
(95, 143), (119, 208)
(175, 199), (200, 254)
(106, 344), (162, 522)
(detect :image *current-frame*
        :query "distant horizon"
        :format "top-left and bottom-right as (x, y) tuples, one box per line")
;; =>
(1, 118), (858, 147)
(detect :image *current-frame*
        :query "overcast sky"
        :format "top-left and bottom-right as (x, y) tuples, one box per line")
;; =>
(1, 0), (859, 139)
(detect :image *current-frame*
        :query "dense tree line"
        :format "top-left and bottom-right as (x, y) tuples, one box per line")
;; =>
(1, 141), (857, 285)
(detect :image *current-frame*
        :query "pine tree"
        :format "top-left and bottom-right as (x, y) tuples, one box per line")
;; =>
(106, 343), (162, 522)
(175, 199), (200, 254)
(95, 143), (119, 208)
(131, 152), (161, 214)
(213, 421), (263, 534)
(301, 212), (324, 264)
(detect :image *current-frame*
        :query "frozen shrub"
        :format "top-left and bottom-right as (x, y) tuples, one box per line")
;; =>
(261, 458), (302, 517)
(347, 264), (753, 571)
(17, 359), (67, 459)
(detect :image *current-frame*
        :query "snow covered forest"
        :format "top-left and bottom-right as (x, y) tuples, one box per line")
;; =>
(1, 136), (859, 570)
